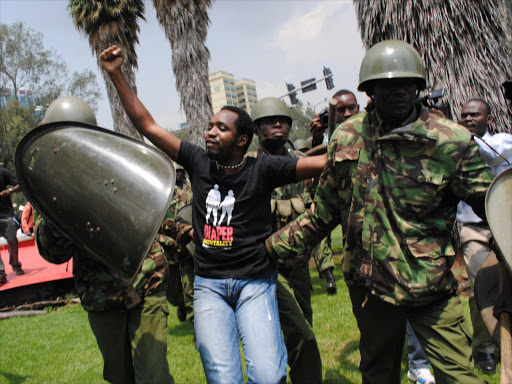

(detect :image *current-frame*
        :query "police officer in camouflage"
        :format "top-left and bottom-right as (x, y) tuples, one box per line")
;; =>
(34, 96), (174, 384)
(266, 40), (493, 383)
(158, 163), (194, 322)
(308, 89), (362, 294)
(249, 97), (323, 384)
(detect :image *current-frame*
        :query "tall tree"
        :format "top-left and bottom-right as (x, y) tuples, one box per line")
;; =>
(69, 0), (145, 140)
(0, 22), (67, 103)
(67, 69), (103, 112)
(289, 102), (315, 142)
(353, 0), (512, 134)
(0, 99), (37, 171)
(0, 22), (102, 171)
(153, 0), (213, 147)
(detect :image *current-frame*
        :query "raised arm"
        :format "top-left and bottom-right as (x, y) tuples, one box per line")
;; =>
(99, 45), (181, 161)
(295, 153), (327, 181)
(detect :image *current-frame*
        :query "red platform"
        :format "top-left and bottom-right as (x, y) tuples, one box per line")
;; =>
(0, 231), (73, 293)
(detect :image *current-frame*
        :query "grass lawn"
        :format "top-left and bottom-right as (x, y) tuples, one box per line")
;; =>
(0, 228), (502, 383)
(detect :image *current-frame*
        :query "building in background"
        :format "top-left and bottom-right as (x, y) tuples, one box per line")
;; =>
(0, 87), (45, 120)
(235, 78), (258, 116)
(178, 122), (189, 131)
(209, 71), (258, 115)
(0, 87), (38, 109)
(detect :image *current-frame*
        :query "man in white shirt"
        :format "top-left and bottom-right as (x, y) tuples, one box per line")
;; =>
(456, 98), (512, 374)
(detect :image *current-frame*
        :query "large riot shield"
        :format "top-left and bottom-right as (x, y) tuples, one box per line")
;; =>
(15, 122), (175, 280)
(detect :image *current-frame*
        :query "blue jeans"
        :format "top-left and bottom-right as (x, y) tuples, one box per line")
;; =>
(194, 267), (287, 384)
(0, 218), (20, 274)
(407, 321), (431, 369)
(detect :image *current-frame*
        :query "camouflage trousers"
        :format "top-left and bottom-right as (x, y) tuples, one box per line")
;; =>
(277, 263), (323, 384)
(349, 287), (484, 384)
(88, 290), (174, 384)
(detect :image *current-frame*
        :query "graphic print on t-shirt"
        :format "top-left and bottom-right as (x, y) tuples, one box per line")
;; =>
(203, 186), (235, 249)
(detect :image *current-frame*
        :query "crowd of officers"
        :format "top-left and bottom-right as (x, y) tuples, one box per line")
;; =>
(6, 38), (510, 383)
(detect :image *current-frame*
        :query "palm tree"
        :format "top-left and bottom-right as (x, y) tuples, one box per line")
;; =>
(153, 0), (213, 147)
(68, 0), (145, 140)
(353, 0), (512, 134)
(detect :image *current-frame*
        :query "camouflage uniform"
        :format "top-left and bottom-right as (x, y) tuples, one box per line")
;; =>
(248, 148), (323, 384)
(35, 213), (173, 384)
(268, 104), (493, 383)
(157, 181), (194, 321)
(311, 235), (335, 275)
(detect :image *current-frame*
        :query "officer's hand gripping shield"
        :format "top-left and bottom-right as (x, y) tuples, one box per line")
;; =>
(15, 122), (176, 280)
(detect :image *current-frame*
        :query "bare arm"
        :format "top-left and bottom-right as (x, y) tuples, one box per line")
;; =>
(0, 184), (20, 197)
(296, 153), (327, 181)
(99, 45), (181, 161)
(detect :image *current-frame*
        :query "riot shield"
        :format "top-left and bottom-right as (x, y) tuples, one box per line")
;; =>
(15, 122), (175, 280)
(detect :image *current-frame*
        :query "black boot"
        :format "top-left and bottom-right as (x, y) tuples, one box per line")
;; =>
(177, 306), (187, 322)
(321, 268), (337, 295)
(475, 352), (497, 374)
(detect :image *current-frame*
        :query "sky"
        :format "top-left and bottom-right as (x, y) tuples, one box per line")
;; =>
(0, 0), (368, 131)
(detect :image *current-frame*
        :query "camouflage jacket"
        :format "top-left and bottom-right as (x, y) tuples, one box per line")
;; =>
(267, 104), (494, 306)
(156, 182), (193, 262)
(35, 213), (168, 312)
(247, 147), (311, 232)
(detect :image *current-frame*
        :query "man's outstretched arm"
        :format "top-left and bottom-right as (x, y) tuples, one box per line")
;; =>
(296, 153), (327, 181)
(99, 45), (181, 161)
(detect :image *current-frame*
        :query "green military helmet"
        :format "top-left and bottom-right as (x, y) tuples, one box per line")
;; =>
(357, 40), (426, 92)
(251, 97), (292, 125)
(251, 97), (292, 145)
(43, 96), (97, 126)
(293, 138), (309, 152)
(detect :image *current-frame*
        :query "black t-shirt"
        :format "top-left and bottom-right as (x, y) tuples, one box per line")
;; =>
(179, 141), (298, 279)
(0, 168), (18, 219)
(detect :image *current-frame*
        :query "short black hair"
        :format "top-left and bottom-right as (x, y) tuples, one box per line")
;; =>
(465, 98), (492, 116)
(332, 89), (356, 100)
(220, 105), (254, 153)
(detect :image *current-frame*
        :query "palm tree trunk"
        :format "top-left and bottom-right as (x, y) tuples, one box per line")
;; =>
(153, 0), (213, 147)
(97, 39), (144, 141)
(68, 0), (145, 141)
(353, 0), (512, 134)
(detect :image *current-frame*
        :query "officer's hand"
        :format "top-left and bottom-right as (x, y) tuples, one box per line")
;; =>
(99, 45), (125, 74)
(308, 115), (325, 147)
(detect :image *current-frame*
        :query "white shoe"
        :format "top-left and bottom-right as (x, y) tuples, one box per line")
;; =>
(407, 367), (435, 384)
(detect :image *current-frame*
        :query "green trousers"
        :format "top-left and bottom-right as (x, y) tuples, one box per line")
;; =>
(88, 290), (174, 384)
(349, 287), (484, 384)
(277, 263), (323, 384)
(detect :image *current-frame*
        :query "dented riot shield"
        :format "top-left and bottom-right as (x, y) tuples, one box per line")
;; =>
(15, 122), (175, 280)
